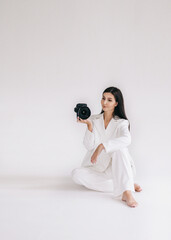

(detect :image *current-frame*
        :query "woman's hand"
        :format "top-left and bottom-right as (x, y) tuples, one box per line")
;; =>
(77, 116), (92, 126)
(91, 144), (105, 164)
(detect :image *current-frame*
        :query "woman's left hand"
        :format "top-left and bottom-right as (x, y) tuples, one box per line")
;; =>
(91, 144), (105, 164)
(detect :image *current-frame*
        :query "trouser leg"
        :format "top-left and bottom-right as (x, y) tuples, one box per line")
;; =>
(71, 150), (136, 197)
(71, 166), (113, 193)
(111, 150), (135, 198)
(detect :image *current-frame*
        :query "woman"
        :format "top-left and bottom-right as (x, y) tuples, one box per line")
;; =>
(71, 86), (142, 207)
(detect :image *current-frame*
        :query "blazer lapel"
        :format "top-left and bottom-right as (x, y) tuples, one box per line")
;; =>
(103, 114), (119, 137)
(94, 113), (119, 138)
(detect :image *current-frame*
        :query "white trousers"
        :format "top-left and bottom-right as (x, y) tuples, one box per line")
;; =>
(71, 150), (136, 198)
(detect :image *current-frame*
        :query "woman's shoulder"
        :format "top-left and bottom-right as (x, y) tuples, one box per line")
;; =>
(117, 118), (129, 127)
(89, 113), (103, 120)
(89, 113), (129, 125)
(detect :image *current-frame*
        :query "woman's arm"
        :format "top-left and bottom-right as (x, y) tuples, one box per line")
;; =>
(101, 120), (131, 154)
(87, 122), (93, 132)
(77, 115), (95, 151)
(91, 143), (105, 164)
(83, 122), (95, 151)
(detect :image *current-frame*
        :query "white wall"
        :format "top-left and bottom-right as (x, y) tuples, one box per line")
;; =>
(0, 0), (171, 179)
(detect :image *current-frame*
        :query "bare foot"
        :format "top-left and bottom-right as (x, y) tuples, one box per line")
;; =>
(134, 183), (142, 192)
(122, 190), (138, 207)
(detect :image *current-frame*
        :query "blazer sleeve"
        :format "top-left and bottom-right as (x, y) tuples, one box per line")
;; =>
(83, 118), (95, 151)
(83, 128), (95, 151)
(101, 120), (131, 153)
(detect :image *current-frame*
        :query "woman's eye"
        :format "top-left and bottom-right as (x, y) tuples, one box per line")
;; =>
(102, 98), (112, 101)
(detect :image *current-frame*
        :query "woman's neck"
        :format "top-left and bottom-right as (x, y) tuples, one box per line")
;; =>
(103, 111), (113, 121)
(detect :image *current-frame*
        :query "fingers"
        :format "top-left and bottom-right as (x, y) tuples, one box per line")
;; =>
(91, 159), (96, 164)
(77, 116), (85, 123)
(77, 116), (81, 122)
(91, 157), (97, 164)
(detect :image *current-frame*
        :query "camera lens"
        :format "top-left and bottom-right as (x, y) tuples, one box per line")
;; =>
(79, 107), (91, 119)
(81, 109), (86, 115)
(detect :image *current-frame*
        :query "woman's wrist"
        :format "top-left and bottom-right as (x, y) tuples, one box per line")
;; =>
(98, 143), (105, 151)
(87, 123), (93, 132)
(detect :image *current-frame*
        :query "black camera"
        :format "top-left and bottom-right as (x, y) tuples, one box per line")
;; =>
(74, 103), (91, 120)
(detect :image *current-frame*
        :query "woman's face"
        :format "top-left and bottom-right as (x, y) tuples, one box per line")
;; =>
(101, 92), (118, 113)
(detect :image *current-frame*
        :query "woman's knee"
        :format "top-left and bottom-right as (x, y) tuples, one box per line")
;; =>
(71, 168), (81, 184)
(71, 168), (81, 178)
(71, 167), (86, 184)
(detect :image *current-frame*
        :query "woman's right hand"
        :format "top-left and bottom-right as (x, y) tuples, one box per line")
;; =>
(77, 116), (92, 126)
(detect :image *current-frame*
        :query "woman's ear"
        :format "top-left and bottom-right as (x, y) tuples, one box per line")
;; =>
(115, 102), (118, 107)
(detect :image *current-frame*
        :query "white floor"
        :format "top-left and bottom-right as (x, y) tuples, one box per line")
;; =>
(0, 175), (170, 240)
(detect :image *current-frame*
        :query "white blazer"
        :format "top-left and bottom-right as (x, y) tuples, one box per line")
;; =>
(81, 113), (136, 176)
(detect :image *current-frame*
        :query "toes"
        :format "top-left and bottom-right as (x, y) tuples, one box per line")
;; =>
(135, 185), (142, 192)
(129, 202), (138, 207)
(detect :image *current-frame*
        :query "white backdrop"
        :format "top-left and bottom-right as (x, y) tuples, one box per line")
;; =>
(0, 0), (171, 180)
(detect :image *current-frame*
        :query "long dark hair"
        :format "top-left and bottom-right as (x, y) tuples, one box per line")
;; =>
(100, 86), (130, 131)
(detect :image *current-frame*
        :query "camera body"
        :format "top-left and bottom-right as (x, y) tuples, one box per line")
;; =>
(74, 103), (91, 120)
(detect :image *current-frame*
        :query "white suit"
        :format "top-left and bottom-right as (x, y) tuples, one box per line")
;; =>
(71, 113), (137, 198)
